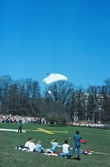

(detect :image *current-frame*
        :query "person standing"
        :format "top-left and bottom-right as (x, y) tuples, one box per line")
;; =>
(18, 120), (23, 133)
(67, 131), (82, 160)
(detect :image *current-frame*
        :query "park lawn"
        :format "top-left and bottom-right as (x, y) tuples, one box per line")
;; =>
(0, 123), (110, 167)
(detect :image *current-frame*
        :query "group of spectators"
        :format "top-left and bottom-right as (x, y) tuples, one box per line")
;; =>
(16, 137), (71, 156)
(16, 138), (58, 153)
(0, 114), (46, 124)
(15, 131), (82, 160)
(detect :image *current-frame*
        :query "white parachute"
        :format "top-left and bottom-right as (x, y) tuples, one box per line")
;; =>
(43, 73), (68, 85)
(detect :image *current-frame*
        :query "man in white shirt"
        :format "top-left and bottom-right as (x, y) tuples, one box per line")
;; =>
(59, 140), (70, 157)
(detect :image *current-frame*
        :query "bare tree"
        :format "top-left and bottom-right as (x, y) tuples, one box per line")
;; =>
(43, 81), (74, 125)
(0, 75), (13, 114)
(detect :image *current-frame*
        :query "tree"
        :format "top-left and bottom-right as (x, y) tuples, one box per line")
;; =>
(0, 75), (13, 114)
(0, 77), (41, 116)
(100, 79), (110, 122)
(43, 81), (74, 125)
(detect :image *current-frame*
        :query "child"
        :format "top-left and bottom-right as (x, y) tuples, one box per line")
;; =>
(35, 140), (45, 153)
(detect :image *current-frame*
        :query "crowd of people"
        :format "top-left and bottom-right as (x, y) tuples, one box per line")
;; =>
(15, 131), (82, 160)
(0, 114), (46, 124)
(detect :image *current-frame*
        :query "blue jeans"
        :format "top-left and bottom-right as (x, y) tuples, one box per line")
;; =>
(69, 144), (80, 157)
(18, 127), (22, 133)
(59, 152), (69, 157)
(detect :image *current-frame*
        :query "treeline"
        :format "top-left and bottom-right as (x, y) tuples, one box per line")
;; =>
(0, 75), (110, 124)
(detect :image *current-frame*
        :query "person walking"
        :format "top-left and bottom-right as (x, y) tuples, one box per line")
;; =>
(67, 131), (82, 160)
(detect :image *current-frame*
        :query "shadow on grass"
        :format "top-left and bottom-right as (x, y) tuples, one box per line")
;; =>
(67, 157), (81, 161)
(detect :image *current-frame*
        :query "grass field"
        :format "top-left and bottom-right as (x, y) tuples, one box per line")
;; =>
(0, 123), (110, 167)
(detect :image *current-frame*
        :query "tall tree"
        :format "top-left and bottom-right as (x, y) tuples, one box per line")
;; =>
(0, 75), (13, 114)
(43, 81), (74, 125)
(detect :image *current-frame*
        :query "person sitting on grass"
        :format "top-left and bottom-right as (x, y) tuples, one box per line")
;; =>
(59, 140), (70, 157)
(23, 138), (33, 150)
(46, 139), (58, 153)
(15, 138), (33, 150)
(35, 140), (46, 153)
(28, 139), (36, 152)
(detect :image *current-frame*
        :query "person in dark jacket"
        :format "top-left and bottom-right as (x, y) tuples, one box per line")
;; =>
(18, 120), (23, 133)
(67, 131), (82, 160)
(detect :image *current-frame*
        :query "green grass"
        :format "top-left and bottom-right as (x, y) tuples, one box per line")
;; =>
(0, 123), (110, 167)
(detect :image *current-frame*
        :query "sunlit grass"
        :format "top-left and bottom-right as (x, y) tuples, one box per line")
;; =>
(0, 123), (110, 167)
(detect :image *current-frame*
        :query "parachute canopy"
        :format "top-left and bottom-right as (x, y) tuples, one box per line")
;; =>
(43, 73), (68, 85)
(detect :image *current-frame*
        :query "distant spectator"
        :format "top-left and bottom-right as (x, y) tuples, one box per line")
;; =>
(18, 120), (23, 133)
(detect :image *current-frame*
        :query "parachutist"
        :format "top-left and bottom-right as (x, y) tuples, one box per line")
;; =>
(48, 90), (57, 101)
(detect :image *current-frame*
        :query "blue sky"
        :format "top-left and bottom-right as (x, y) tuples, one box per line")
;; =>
(0, 0), (110, 91)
